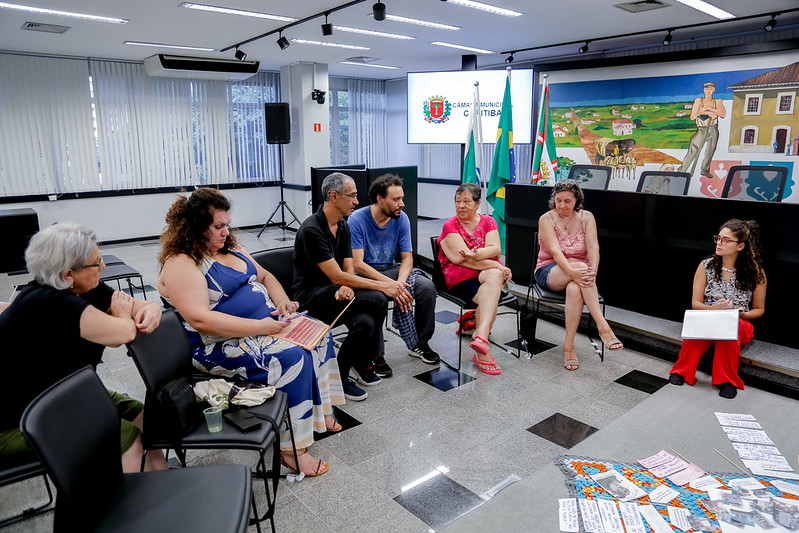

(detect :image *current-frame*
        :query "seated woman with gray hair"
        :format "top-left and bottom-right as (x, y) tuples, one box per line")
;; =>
(0, 223), (166, 472)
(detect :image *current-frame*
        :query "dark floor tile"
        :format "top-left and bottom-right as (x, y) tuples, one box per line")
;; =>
(505, 337), (556, 356)
(394, 471), (484, 530)
(314, 406), (361, 441)
(414, 366), (474, 392)
(435, 310), (459, 325)
(527, 413), (598, 449)
(615, 369), (669, 394)
(275, 237), (294, 242)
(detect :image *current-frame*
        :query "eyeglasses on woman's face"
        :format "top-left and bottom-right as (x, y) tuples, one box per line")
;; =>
(79, 257), (105, 269)
(713, 235), (739, 246)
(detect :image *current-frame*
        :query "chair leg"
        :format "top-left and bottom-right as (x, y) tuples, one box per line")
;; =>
(249, 490), (264, 533)
(0, 473), (55, 528)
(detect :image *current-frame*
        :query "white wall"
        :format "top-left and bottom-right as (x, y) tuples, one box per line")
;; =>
(6, 187), (281, 243)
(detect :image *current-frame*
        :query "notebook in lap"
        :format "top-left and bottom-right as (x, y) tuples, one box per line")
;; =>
(681, 309), (740, 341)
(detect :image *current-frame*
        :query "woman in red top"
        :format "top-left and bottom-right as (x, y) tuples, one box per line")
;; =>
(438, 183), (512, 375)
(535, 180), (622, 371)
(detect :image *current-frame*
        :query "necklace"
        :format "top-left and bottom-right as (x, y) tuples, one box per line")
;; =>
(556, 212), (574, 232)
(722, 266), (736, 273)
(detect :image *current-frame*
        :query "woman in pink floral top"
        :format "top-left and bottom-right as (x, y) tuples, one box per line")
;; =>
(438, 183), (512, 375)
(535, 180), (622, 371)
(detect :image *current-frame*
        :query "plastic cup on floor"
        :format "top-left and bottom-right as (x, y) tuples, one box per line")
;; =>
(203, 406), (223, 433)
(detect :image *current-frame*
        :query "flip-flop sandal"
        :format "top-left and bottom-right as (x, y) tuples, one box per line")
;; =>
(473, 354), (501, 375)
(281, 451), (330, 477)
(326, 421), (342, 433)
(469, 334), (490, 356)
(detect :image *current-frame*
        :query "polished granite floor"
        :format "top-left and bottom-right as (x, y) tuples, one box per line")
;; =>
(0, 221), (698, 532)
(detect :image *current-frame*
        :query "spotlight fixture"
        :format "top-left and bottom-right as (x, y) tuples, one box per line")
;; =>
(662, 30), (673, 46)
(578, 41), (589, 54)
(234, 46), (247, 60)
(277, 32), (290, 50)
(373, 1), (386, 21)
(321, 13), (333, 36)
(311, 89), (326, 105)
(764, 14), (777, 32)
(505, 53), (514, 64)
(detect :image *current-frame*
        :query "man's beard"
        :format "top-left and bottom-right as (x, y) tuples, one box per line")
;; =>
(384, 207), (401, 219)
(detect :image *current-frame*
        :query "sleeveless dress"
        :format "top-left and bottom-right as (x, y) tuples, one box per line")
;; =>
(535, 211), (589, 272)
(181, 250), (344, 449)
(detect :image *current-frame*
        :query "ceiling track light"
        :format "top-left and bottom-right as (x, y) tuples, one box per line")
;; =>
(578, 41), (589, 54)
(764, 14), (777, 32)
(373, 1), (386, 21)
(234, 46), (247, 60)
(321, 12), (333, 36)
(277, 32), (290, 50)
(662, 30), (673, 46)
(505, 52), (514, 64)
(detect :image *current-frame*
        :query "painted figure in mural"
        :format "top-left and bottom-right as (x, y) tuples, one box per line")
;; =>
(644, 163), (676, 195)
(679, 81), (726, 178)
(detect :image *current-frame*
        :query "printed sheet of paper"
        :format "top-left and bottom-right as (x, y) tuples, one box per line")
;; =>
(618, 502), (647, 533)
(558, 498), (579, 532)
(638, 505), (673, 533)
(638, 450), (678, 469)
(668, 463), (705, 486)
(648, 484), (679, 504)
(650, 457), (690, 478)
(742, 456), (793, 472)
(714, 412), (757, 422)
(732, 442), (782, 460)
(578, 499), (605, 533)
(726, 478), (766, 491)
(722, 427), (774, 445)
(597, 499), (624, 533)
(590, 471), (647, 501)
(771, 479), (799, 497)
(667, 506), (691, 531)
(689, 475), (724, 491)
(747, 467), (799, 480)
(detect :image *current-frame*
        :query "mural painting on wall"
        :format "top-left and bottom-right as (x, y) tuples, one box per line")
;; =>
(546, 56), (799, 202)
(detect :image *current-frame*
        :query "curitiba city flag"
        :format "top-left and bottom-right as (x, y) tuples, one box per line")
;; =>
(462, 82), (484, 189)
(487, 70), (515, 253)
(531, 75), (558, 184)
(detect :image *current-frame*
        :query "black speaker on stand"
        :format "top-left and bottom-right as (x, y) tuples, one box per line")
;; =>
(258, 103), (300, 236)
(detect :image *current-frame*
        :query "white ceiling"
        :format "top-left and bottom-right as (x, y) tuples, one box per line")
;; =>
(1, 0), (797, 80)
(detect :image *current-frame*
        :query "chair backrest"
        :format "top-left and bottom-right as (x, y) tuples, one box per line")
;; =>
(637, 171), (692, 195)
(429, 236), (448, 292)
(721, 165), (789, 202)
(567, 165), (611, 190)
(127, 309), (194, 395)
(20, 367), (122, 530)
(251, 247), (294, 298)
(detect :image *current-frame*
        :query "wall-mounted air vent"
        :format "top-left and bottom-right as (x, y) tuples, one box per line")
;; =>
(614, 0), (669, 13)
(343, 56), (382, 64)
(22, 21), (70, 34)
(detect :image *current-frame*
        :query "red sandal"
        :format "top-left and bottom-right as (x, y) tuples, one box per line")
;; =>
(469, 334), (490, 356)
(473, 354), (501, 375)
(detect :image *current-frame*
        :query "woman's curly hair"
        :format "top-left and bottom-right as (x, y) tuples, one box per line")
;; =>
(158, 187), (238, 266)
(706, 219), (765, 292)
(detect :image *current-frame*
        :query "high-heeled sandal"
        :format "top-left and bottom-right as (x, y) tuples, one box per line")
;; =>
(280, 449), (329, 477)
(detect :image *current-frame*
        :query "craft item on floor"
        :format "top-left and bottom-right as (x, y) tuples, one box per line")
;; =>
(555, 455), (799, 533)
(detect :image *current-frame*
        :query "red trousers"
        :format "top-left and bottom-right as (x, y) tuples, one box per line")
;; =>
(670, 318), (754, 390)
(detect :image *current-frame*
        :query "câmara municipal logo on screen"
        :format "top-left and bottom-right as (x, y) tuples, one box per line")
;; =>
(423, 96), (451, 123)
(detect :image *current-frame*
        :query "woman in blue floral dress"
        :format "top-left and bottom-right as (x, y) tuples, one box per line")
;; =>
(159, 188), (343, 477)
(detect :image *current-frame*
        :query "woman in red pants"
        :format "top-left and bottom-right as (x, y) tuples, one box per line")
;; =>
(669, 219), (767, 399)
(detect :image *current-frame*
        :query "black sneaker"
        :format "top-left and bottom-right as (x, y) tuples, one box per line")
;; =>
(343, 377), (368, 401)
(373, 355), (393, 378)
(350, 366), (382, 386)
(668, 373), (685, 386)
(409, 341), (441, 365)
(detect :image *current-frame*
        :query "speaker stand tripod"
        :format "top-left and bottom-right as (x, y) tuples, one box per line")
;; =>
(258, 144), (300, 237)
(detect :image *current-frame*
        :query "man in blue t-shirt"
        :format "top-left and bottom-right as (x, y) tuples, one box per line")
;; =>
(349, 174), (440, 371)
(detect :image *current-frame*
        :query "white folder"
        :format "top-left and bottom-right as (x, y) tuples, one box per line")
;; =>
(681, 309), (740, 341)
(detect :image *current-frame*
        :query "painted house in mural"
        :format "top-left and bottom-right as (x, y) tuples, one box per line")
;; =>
(728, 61), (799, 153)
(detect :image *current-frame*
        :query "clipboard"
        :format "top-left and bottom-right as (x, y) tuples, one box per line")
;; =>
(681, 309), (740, 341)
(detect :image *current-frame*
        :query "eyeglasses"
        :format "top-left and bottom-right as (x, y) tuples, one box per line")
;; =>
(79, 257), (105, 269)
(340, 191), (358, 199)
(713, 235), (739, 245)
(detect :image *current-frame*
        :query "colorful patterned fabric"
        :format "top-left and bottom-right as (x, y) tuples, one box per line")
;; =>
(182, 250), (344, 450)
(390, 268), (428, 349)
(555, 455), (799, 533)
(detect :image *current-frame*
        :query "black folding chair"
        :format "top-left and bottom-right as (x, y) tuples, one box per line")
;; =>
(127, 310), (293, 532)
(524, 232), (606, 361)
(20, 367), (254, 533)
(429, 237), (520, 372)
(0, 459), (54, 527)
